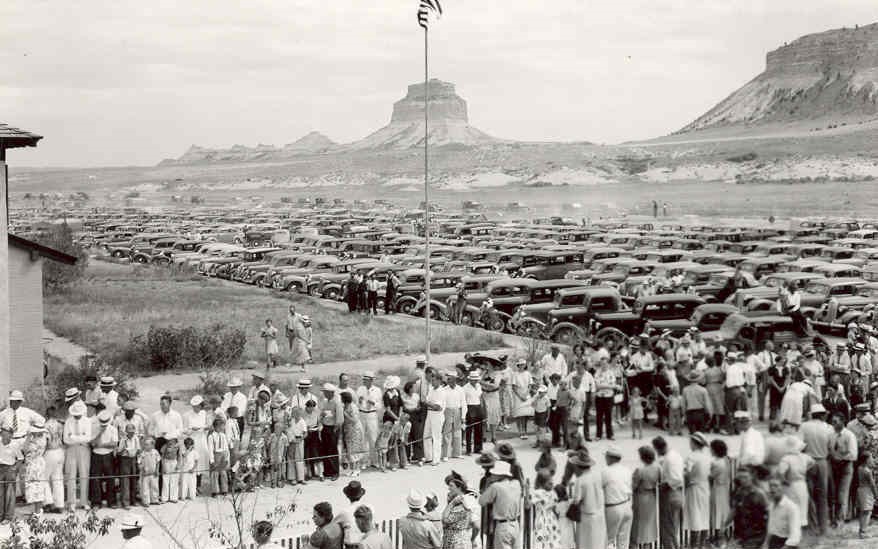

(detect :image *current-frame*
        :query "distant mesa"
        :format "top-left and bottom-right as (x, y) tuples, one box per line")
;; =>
(160, 79), (499, 165)
(678, 22), (878, 133)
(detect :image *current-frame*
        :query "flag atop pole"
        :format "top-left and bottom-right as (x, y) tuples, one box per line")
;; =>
(417, 0), (442, 365)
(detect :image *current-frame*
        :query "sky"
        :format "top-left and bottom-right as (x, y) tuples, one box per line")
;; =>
(2, 0), (877, 167)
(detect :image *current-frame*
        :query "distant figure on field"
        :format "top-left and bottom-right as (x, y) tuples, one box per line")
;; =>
(260, 319), (279, 369)
(285, 305), (312, 371)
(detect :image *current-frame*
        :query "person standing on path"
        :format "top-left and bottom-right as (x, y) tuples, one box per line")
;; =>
(729, 467), (768, 549)
(424, 370), (447, 466)
(765, 477), (802, 548)
(63, 400), (91, 511)
(478, 460), (522, 549)
(365, 274), (379, 315)
(463, 371), (484, 455)
(682, 372), (713, 434)
(442, 372), (465, 461)
(319, 384), (343, 481)
(631, 445), (660, 547)
(653, 436), (684, 549)
(829, 411), (858, 528)
(799, 403), (834, 534)
(684, 433), (711, 549)
(602, 446), (633, 549)
(568, 448), (607, 549)
(399, 490), (442, 549)
(384, 272), (399, 315)
(724, 352), (748, 433)
(260, 319), (280, 369)
(594, 358), (619, 440)
(285, 305), (312, 372)
(539, 345), (568, 384)
(735, 411), (765, 467)
(357, 371), (382, 469)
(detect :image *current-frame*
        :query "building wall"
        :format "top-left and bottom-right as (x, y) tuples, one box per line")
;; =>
(0, 162), (9, 402)
(8, 245), (42, 391)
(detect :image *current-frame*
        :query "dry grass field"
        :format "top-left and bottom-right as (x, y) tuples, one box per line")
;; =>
(44, 261), (504, 371)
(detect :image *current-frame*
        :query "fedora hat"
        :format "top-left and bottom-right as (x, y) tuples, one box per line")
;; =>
(810, 403), (827, 415)
(475, 452), (497, 467)
(361, 371), (376, 380)
(855, 403), (871, 413)
(64, 387), (81, 402)
(251, 372), (266, 380)
(120, 513), (144, 531)
(406, 490), (426, 509)
(97, 410), (112, 424)
(687, 371), (703, 383)
(227, 377), (243, 388)
(495, 442), (516, 461)
(568, 449), (594, 467)
(604, 445), (622, 459)
(8, 390), (23, 402)
(342, 481), (366, 499)
(321, 383), (337, 393)
(689, 432), (708, 447)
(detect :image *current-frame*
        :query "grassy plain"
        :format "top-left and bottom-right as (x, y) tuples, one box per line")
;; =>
(44, 261), (504, 370)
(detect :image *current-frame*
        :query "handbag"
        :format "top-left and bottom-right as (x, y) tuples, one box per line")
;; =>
(565, 501), (581, 522)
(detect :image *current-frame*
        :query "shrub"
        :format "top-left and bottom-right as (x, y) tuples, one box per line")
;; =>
(3, 509), (114, 549)
(726, 152), (758, 163)
(142, 323), (246, 371)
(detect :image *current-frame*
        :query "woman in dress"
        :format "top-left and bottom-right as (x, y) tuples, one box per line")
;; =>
(401, 380), (421, 464)
(497, 361), (513, 431)
(703, 356), (726, 433)
(260, 319), (279, 369)
(284, 305), (312, 372)
(23, 423), (47, 515)
(481, 368), (502, 445)
(779, 370), (812, 428)
(510, 359), (534, 439)
(340, 391), (364, 477)
(631, 445), (660, 548)
(442, 477), (475, 549)
(183, 395), (211, 495)
(527, 469), (561, 549)
(684, 432), (711, 549)
(777, 435), (812, 529)
(708, 439), (732, 546)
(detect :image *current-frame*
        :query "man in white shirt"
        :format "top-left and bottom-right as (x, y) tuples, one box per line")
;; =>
(566, 362), (596, 441)
(743, 350), (762, 420)
(674, 335), (694, 364)
(247, 372), (271, 404)
(724, 352), (748, 434)
(766, 477), (801, 547)
(602, 446), (633, 549)
(424, 373), (446, 465)
(221, 377), (248, 435)
(463, 371), (484, 455)
(98, 376), (120, 417)
(0, 390), (45, 449)
(90, 410), (119, 507)
(151, 395), (183, 452)
(628, 339), (655, 401)
(690, 328), (708, 356)
(441, 372), (466, 461)
(539, 345), (568, 383)
(755, 342), (777, 422)
(356, 371), (383, 468)
(63, 400), (92, 511)
(653, 436), (684, 549)
(735, 411), (765, 466)
(290, 378), (318, 411)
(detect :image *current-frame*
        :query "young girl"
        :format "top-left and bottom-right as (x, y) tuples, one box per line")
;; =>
(241, 425), (266, 490)
(267, 423), (289, 488)
(138, 437), (161, 506)
(858, 453), (878, 538)
(376, 419), (394, 472)
(23, 424), (47, 515)
(630, 387), (645, 439)
(161, 438), (180, 503)
(391, 413), (411, 470)
(668, 386), (683, 435)
(207, 417), (230, 496)
(286, 407), (307, 484)
(260, 319), (279, 368)
(180, 437), (198, 500)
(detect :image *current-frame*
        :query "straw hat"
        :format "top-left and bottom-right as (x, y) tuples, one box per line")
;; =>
(190, 395), (204, 407)
(69, 401), (87, 417)
(406, 490), (426, 509)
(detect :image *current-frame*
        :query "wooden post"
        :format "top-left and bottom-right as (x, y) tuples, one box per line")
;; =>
(0, 151), (10, 402)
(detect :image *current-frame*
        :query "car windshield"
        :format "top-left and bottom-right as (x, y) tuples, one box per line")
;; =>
(803, 282), (830, 296)
(707, 274), (728, 286)
(858, 287), (878, 298)
(718, 314), (749, 340)
(763, 277), (785, 288)
(682, 272), (700, 285)
(612, 264), (630, 274)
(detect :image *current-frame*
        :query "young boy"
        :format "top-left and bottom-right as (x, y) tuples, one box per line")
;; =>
(267, 423), (288, 488)
(390, 413), (410, 471)
(207, 417), (230, 496)
(179, 437), (198, 500)
(224, 406), (241, 464)
(376, 419), (394, 472)
(117, 423), (141, 508)
(553, 378), (571, 448)
(0, 426), (22, 522)
(668, 386), (683, 436)
(302, 400), (323, 481)
(630, 387), (645, 439)
(531, 386), (551, 446)
(160, 437), (180, 503)
(286, 407), (307, 484)
(138, 437), (160, 506)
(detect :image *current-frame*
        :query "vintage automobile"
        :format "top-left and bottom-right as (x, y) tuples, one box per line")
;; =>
(432, 275), (508, 320)
(394, 272), (468, 316)
(835, 248), (878, 268)
(703, 313), (815, 352)
(146, 239), (201, 264)
(810, 287), (878, 337)
(545, 287), (628, 345)
(645, 303), (740, 337)
(810, 263), (863, 279)
(457, 278), (587, 332)
(213, 247), (282, 279)
(678, 264), (735, 288)
(510, 286), (619, 338)
(732, 274), (863, 314)
(588, 260), (658, 286)
(589, 293), (706, 348)
(235, 251), (302, 285)
(274, 256), (343, 292)
(310, 262), (399, 300)
(514, 250), (585, 280)
(776, 259), (828, 273)
(737, 256), (790, 280)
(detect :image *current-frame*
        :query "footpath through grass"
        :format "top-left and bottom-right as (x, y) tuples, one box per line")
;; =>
(45, 261), (505, 370)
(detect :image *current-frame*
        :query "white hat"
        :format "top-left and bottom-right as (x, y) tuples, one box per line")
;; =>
(406, 489), (426, 509)
(120, 513), (144, 531)
(491, 460), (512, 477)
(733, 410), (751, 420)
(97, 410), (113, 424)
(190, 395), (204, 407)
(69, 400), (87, 417)
(64, 387), (81, 401)
(322, 383), (337, 393)
(537, 385), (548, 394)
(99, 376), (116, 387)
(362, 371), (375, 379)
(810, 403), (827, 415)
(297, 378), (313, 388)
(467, 371), (481, 381)
(227, 377), (243, 388)
(383, 376), (400, 390)
(8, 390), (23, 402)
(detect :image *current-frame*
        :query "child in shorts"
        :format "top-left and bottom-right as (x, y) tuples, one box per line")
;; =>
(630, 386), (645, 439)
(376, 420), (394, 472)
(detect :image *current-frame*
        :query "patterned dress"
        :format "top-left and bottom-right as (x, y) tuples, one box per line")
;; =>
(442, 495), (473, 549)
(481, 376), (502, 429)
(343, 403), (365, 467)
(529, 488), (561, 549)
(23, 435), (46, 504)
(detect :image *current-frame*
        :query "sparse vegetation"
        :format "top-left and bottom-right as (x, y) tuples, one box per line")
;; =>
(725, 152), (758, 163)
(34, 223), (89, 294)
(45, 262), (506, 373)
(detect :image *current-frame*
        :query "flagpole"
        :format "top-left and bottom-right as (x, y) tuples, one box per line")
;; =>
(423, 26), (432, 365)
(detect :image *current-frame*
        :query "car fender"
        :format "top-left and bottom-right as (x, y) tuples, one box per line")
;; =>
(746, 298), (777, 312)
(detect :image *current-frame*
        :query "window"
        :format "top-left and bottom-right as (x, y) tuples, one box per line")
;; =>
(561, 295), (582, 306)
(830, 285), (852, 296)
(589, 297), (616, 312)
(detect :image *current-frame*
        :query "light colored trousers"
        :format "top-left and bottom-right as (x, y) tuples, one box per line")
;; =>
(43, 448), (65, 508)
(140, 474), (159, 505)
(425, 410), (444, 464)
(64, 444), (90, 507)
(605, 504), (633, 549)
(287, 441), (305, 482)
(492, 520), (520, 549)
(180, 471), (196, 499)
(361, 412), (379, 466)
(162, 459), (179, 502)
(442, 408), (462, 459)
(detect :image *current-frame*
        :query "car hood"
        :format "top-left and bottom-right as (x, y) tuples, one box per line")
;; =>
(645, 319), (693, 331)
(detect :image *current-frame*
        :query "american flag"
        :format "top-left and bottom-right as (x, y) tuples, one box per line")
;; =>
(417, 0), (442, 29)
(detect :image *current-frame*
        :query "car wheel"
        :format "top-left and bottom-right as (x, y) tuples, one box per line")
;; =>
(136, 256), (147, 264)
(460, 312), (474, 327)
(487, 317), (506, 332)
(325, 288), (339, 300)
(309, 286), (322, 297)
(596, 327), (627, 350)
(112, 250), (123, 258)
(553, 327), (577, 346)
(518, 322), (543, 339)
(399, 301), (415, 315)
